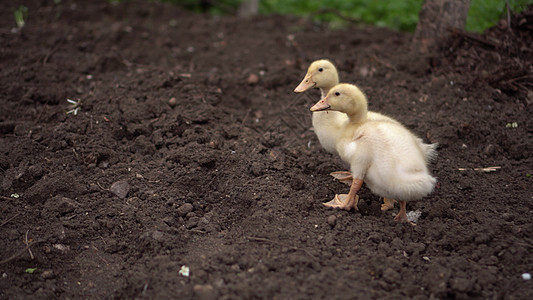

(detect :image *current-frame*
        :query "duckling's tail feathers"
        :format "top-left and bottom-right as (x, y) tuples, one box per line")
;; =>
(394, 174), (437, 201)
(423, 142), (438, 163)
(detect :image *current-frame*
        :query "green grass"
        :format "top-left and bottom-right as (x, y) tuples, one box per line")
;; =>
(147, 0), (533, 32)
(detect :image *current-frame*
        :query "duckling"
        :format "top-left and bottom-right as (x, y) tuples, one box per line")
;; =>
(295, 59), (436, 211)
(310, 83), (436, 223)
(294, 59), (344, 155)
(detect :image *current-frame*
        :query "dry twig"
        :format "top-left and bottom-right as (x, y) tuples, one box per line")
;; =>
(0, 213), (20, 227)
(24, 230), (34, 260)
(0, 239), (42, 265)
(458, 166), (501, 172)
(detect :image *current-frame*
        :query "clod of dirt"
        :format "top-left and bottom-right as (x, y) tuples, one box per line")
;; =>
(24, 174), (77, 203)
(162, 216), (177, 227)
(132, 135), (156, 155)
(450, 277), (474, 293)
(382, 268), (401, 284)
(177, 203), (194, 216)
(186, 216), (199, 229)
(42, 196), (79, 217)
(194, 284), (218, 300)
(151, 129), (164, 146)
(249, 161), (264, 176)
(327, 215), (337, 227)
(110, 180), (130, 199)
(151, 231), (165, 242)
(2, 167), (18, 190)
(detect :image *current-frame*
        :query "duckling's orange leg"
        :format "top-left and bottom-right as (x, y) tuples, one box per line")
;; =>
(381, 198), (397, 211)
(323, 178), (363, 211)
(331, 172), (397, 211)
(394, 200), (411, 223)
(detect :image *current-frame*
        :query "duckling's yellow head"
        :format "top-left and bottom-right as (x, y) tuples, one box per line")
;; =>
(310, 83), (368, 117)
(294, 59), (339, 93)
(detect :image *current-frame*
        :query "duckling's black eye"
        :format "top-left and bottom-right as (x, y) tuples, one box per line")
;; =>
(318, 68), (323, 72)
(335, 92), (340, 96)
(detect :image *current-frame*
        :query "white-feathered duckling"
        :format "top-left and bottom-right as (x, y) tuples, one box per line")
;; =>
(310, 83), (437, 223)
(295, 59), (436, 211)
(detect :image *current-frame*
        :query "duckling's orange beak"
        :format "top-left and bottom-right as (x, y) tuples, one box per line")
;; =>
(310, 96), (330, 112)
(294, 73), (316, 93)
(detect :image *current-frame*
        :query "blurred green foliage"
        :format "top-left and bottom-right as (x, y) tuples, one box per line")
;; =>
(14, 5), (28, 28)
(467, 0), (532, 32)
(259, 0), (423, 31)
(154, 0), (533, 32)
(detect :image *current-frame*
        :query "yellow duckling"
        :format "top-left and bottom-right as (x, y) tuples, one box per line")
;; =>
(295, 59), (436, 211)
(310, 83), (436, 223)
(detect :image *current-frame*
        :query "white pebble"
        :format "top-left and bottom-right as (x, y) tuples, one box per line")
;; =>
(522, 273), (531, 280)
(179, 265), (190, 277)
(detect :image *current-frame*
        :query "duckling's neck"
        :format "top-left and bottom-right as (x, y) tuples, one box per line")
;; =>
(320, 88), (330, 99)
(346, 109), (368, 125)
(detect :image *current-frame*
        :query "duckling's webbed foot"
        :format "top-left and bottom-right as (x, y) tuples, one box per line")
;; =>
(323, 194), (360, 211)
(332, 173), (398, 211)
(381, 198), (397, 211)
(330, 171), (353, 186)
(323, 177), (363, 211)
(394, 200), (416, 225)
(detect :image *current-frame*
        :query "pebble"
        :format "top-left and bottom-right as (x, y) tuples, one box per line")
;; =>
(179, 265), (190, 277)
(208, 140), (220, 149)
(522, 273), (531, 280)
(53, 244), (70, 252)
(110, 181), (130, 199)
(41, 270), (54, 280)
(327, 215), (337, 227)
(247, 73), (259, 85)
(168, 97), (177, 107)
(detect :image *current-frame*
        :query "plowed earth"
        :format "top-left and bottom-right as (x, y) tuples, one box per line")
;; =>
(1, 1), (532, 299)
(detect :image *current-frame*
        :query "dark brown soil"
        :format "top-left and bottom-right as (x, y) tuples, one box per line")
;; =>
(1, 1), (532, 299)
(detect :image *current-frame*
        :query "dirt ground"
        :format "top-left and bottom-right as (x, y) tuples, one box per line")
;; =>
(1, 1), (532, 299)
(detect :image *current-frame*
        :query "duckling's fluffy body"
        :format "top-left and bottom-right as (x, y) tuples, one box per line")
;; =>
(337, 119), (436, 201)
